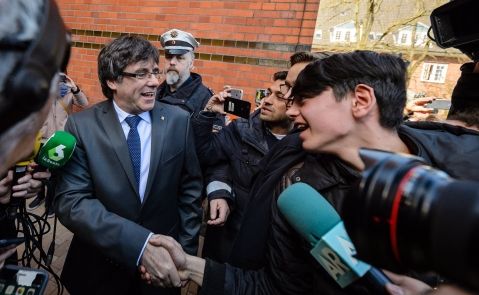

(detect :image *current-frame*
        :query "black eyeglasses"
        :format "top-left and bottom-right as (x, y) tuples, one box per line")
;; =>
(279, 83), (292, 98)
(277, 83), (294, 107)
(121, 70), (162, 80)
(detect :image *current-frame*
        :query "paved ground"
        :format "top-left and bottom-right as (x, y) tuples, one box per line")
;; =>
(18, 199), (200, 295)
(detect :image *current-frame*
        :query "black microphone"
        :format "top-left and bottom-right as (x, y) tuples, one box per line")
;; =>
(7, 133), (43, 218)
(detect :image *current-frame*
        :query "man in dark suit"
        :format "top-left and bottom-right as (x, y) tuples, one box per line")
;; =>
(55, 35), (202, 295)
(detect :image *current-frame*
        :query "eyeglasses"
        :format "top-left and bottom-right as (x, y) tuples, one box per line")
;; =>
(121, 70), (162, 80)
(277, 83), (294, 107)
(279, 83), (292, 98)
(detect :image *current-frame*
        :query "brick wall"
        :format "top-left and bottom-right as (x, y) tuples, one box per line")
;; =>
(56, 0), (320, 105)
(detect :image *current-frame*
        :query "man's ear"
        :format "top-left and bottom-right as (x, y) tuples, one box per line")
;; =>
(352, 84), (376, 119)
(106, 80), (117, 91)
(189, 58), (195, 71)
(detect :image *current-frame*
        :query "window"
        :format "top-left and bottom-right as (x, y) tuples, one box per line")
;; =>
(421, 63), (448, 83)
(400, 33), (409, 44)
(345, 31), (351, 41)
(335, 31), (342, 40)
(331, 28), (355, 43)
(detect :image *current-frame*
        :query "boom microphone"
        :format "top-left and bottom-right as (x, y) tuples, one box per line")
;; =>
(277, 182), (391, 294)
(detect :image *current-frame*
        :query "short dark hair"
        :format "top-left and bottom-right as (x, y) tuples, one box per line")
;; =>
(292, 50), (407, 129)
(98, 35), (159, 100)
(273, 71), (287, 81)
(289, 51), (330, 66)
(447, 63), (479, 128)
(447, 109), (479, 128)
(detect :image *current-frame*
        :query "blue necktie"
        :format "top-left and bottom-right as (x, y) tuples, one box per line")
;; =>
(125, 116), (141, 189)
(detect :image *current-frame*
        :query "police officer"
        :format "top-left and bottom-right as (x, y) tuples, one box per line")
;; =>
(156, 29), (223, 128)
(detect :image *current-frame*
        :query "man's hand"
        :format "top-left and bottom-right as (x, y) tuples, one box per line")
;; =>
(207, 198), (230, 226)
(0, 171), (13, 204)
(404, 97), (435, 122)
(384, 270), (432, 295)
(64, 74), (77, 90)
(204, 86), (234, 114)
(11, 164), (50, 200)
(0, 245), (17, 269)
(140, 235), (186, 288)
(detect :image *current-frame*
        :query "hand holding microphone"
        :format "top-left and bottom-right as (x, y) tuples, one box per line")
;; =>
(277, 182), (392, 294)
(8, 131), (76, 217)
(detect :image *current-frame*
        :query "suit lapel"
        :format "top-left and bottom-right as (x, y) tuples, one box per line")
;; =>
(99, 101), (140, 196)
(143, 103), (167, 204)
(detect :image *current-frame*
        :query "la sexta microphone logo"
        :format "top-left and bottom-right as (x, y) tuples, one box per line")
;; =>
(48, 144), (66, 161)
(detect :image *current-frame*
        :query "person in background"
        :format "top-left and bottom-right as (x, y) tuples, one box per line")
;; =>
(194, 71), (290, 263)
(28, 73), (89, 214)
(404, 62), (479, 132)
(156, 28), (223, 129)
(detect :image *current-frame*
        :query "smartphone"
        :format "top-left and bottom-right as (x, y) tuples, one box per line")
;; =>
(224, 97), (251, 119)
(255, 89), (270, 106)
(0, 265), (48, 295)
(228, 88), (243, 100)
(425, 99), (451, 110)
(0, 238), (25, 248)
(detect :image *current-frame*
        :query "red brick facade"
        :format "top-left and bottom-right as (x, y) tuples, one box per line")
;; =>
(56, 0), (320, 105)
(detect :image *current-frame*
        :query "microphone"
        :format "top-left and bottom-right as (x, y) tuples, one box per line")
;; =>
(8, 131), (76, 218)
(7, 133), (44, 218)
(36, 131), (76, 170)
(12, 132), (43, 183)
(277, 182), (391, 294)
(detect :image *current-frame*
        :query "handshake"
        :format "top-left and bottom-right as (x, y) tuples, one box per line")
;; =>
(138, 234), (205, 288)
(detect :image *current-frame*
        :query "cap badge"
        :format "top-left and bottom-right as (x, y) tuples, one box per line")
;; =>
(170, 30), (178, 38)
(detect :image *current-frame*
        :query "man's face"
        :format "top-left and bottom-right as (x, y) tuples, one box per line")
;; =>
(286, 88), (354, 154)
(108, 59), (159, 114)
(282, 62), (310, 102)
(164, 52), (193, 86)
(259, 79), (289, 123)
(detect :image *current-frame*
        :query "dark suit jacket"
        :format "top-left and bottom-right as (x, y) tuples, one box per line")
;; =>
(55, 100), (202, 295)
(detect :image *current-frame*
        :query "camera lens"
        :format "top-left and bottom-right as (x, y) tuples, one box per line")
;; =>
(343, 149), (450, 271)
(343, 149), (479, 290)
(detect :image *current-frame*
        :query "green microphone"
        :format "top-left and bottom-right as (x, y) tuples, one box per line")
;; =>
(37, 131), (76, 170)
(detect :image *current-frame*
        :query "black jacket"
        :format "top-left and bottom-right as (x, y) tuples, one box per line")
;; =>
(193, 109), (278, 262)
(156, 72), (224, 130)
(402, 122), (479, 179)
(157, 72), (212, 115)
(201, 123), (479, 295)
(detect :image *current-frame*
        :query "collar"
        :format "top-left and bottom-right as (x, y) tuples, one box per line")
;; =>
(112, 100), (151, 124)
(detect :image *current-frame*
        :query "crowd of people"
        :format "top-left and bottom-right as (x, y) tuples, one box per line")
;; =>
(0, 1), (478, 295)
